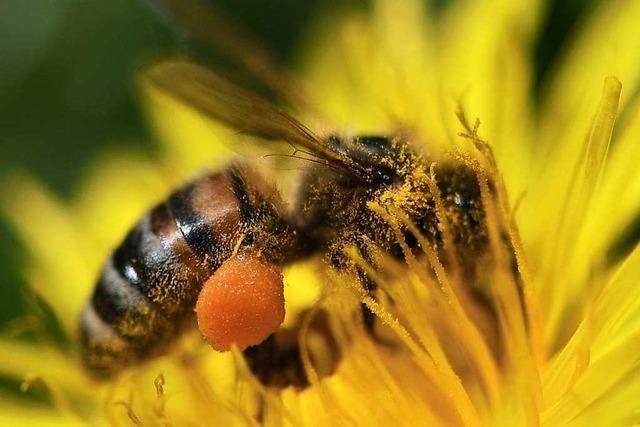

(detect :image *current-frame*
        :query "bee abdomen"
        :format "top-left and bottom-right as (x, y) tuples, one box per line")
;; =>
(81, 167), (281, 377)
(90, 257), (173, 342)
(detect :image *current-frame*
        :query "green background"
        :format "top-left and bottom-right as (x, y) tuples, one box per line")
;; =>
(0, 0), (604, 328)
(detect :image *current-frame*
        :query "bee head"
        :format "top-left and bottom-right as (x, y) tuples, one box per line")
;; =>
(330, 135), (406, 187)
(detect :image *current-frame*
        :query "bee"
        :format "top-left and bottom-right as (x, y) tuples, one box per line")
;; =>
(79, 59), (492, 381)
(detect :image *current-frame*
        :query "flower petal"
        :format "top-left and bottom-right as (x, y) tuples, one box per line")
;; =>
(2, 175), (92, 333)
(542, 246), (640, 424)
(437, 0), (541, 194)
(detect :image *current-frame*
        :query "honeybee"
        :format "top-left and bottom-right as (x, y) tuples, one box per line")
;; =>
(79, 59), (492, 381)
(79, 1), (506, 386)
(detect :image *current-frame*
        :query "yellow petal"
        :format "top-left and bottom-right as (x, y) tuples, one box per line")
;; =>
(542, 246), (640, 423)
(1, 174), (91, 333)
(437, 0), (541, 195)
(520, 77), (622, 346)
(541, 0), (640, 137)
(0, 400), (81, 427)
(585, 97), (640, 255)
(300, 0), (448, 145)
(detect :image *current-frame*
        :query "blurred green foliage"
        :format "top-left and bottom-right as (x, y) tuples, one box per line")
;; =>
(0, 0), (601, 328)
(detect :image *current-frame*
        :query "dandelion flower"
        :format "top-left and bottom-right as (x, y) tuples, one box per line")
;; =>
(3, 0), (640, 426)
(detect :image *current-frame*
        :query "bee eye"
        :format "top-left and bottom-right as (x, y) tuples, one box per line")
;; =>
(195, 255), (285, 352)
(372, 167), (396, 186)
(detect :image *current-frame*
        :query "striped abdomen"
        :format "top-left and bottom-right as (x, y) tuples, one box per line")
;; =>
(80, 166), (291, 377)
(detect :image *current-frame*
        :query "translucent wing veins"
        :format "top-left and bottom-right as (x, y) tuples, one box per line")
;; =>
(144, 60), (367, 178)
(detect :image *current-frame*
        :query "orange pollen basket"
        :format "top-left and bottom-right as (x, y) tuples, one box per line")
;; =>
(195, 255), (285, 352)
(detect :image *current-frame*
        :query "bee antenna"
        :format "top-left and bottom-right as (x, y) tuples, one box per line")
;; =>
(260, 153), (343, 172)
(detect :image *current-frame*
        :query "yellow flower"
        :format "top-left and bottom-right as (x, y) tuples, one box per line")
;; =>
(3, 0), (640, 426)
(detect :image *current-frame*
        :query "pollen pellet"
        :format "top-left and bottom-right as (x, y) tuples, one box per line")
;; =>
(195, 255), (285, 352)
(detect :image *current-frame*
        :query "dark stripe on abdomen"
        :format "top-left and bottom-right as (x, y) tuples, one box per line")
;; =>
(168, 181), (218, 262)
(167, 171), (245, 270)
(110, 203), (205, 316)
(229, 166), (256, 222)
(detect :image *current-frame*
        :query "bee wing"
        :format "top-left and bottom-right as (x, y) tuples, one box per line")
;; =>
(144, 60), (363, 174)
(146, 0), (302, 106)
